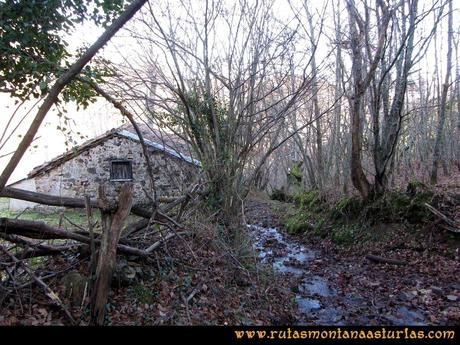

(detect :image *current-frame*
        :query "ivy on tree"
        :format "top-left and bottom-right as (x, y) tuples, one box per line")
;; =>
(0, 0), (125, 106)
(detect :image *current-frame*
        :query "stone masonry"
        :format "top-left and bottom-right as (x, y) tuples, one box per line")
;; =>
(25, 135), (197, 208)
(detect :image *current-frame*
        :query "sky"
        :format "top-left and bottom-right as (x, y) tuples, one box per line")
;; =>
(0, 0), (457, 184)
(0, 18), (121, 183)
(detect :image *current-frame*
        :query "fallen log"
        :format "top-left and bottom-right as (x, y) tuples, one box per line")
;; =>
(0, 186), (150, 218)
(1, 187), (193, 220)
(365, 254), (406, 266)
(122, 184), (201, 238)
(0, 232), (80, 259)
(145, 233), (176, 253)
(123, 218), (150, 238)
(0, 217), (148, 257)
(424, 203), (460, 233)
(1, 187), (97, 208)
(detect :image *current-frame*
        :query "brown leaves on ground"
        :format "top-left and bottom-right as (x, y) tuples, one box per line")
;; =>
(246, 195), (460, 325)
(0, 220), (297, 326)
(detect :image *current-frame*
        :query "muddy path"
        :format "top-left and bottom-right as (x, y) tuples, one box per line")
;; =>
(245, 198), (460, 325)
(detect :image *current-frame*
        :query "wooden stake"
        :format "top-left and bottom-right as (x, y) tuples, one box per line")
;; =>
(90, 184), (134, 325)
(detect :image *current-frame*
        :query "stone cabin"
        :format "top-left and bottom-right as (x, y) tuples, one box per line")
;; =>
(8, 124), (201, 211)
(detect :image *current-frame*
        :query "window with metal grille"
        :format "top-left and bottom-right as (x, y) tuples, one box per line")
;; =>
(110, 160), (133, 181)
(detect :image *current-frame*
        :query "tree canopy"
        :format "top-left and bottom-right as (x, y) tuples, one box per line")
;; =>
(0, 0), (125, 104)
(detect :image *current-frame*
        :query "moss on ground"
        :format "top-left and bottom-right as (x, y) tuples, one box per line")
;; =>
(284, 211), (313, 234)
(278, 180), (456, 249)
(293, 190), (321, 210)
(131, 284), (157, 304)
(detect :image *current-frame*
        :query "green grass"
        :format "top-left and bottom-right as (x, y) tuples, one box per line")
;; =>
(0, 207), (90, 228)
(131, 284), (157, 304)
(0, 202), (142, 234)
(0, 197), (9, 211)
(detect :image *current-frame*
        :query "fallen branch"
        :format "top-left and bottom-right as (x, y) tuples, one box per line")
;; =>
(186, 287), (200, 304)
(0, 217), (148, 257)
(145, 232), (177, 254)
(424, 203), (460, 233)
(365, 254), (406, 266)
(123, 218), (153, 238)
(0, 232), (79, 259)
(122, 183), (202, 238)
(1, 186), (197, 220)
(1, 187), (98, 208)
(0, 245), (76, 325)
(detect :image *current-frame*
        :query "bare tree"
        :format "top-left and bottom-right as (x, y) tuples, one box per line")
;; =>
(431, 0), (454, 184)
(106, 0), (319, 230)
(345, 0), (391, 199)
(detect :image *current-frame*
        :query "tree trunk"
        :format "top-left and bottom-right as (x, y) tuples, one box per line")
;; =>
(431, 0), (453, 184)
(346, 0), (390, 199)
(0, 186), (183, 220)
(306, 7), (323, 189)
(90, 184), (134, 326)
(0, 0), (148, 192)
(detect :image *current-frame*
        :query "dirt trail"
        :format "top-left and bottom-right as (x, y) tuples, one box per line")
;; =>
(245, 198), (460, 325)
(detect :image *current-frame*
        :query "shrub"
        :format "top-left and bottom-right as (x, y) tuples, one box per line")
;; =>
(313, 217), (328, 237)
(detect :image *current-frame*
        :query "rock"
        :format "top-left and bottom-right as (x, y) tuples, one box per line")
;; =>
(450, 283), (460, 291)
(345, 294), (365, 306)
(112, 260), (138, 287)
(61, 271), (88, 307)
(431, 286), (443, 296)
(385, 306), (426, 326)
(296, 297), (321, 313)
(446, 295), (458, 302)
(398, 291), (416, 302)
(419, 288), (430, 295)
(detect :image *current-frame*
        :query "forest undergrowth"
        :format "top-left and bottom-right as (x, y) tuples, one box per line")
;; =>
(0, 201), (297, 326)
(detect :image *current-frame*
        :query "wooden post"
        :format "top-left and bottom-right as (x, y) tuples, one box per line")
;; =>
(85, 195), (96, 291)
(90, 184), (134, 325)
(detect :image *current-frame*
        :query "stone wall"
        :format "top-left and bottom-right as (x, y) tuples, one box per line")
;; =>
(29, 136), (198, 208)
